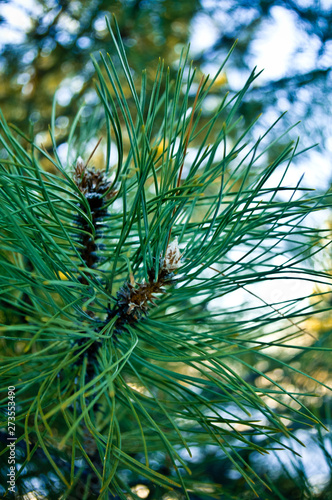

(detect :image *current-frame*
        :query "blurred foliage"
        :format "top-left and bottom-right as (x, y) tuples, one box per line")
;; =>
(0, 0), (331, 150)
(0, 0), (199, 130)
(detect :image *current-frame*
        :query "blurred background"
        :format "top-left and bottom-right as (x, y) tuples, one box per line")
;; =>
(0, 0), (332, 498)
(1, 0), (332, 165)
(1, 0), (332, 192)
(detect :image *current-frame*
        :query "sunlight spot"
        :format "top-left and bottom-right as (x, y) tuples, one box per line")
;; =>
(130, 484), (150, 499)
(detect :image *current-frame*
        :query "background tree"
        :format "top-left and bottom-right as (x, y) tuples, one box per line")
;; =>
(1, 0), (331, 156)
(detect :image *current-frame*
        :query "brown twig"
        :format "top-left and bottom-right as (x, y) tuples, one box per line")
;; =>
(111, 240), (182, 334)
(85, 137), (102, 168)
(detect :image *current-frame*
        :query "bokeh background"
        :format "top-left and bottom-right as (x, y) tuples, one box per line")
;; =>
(1, 1), (332, 498)
(1, 0), (332, 193)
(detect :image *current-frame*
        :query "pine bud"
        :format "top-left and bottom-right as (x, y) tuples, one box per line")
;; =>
(163, 237), (182, 272)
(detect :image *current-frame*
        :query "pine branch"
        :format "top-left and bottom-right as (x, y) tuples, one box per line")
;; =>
(73, 156), (117, 278)
(0, 14), (331, 500)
